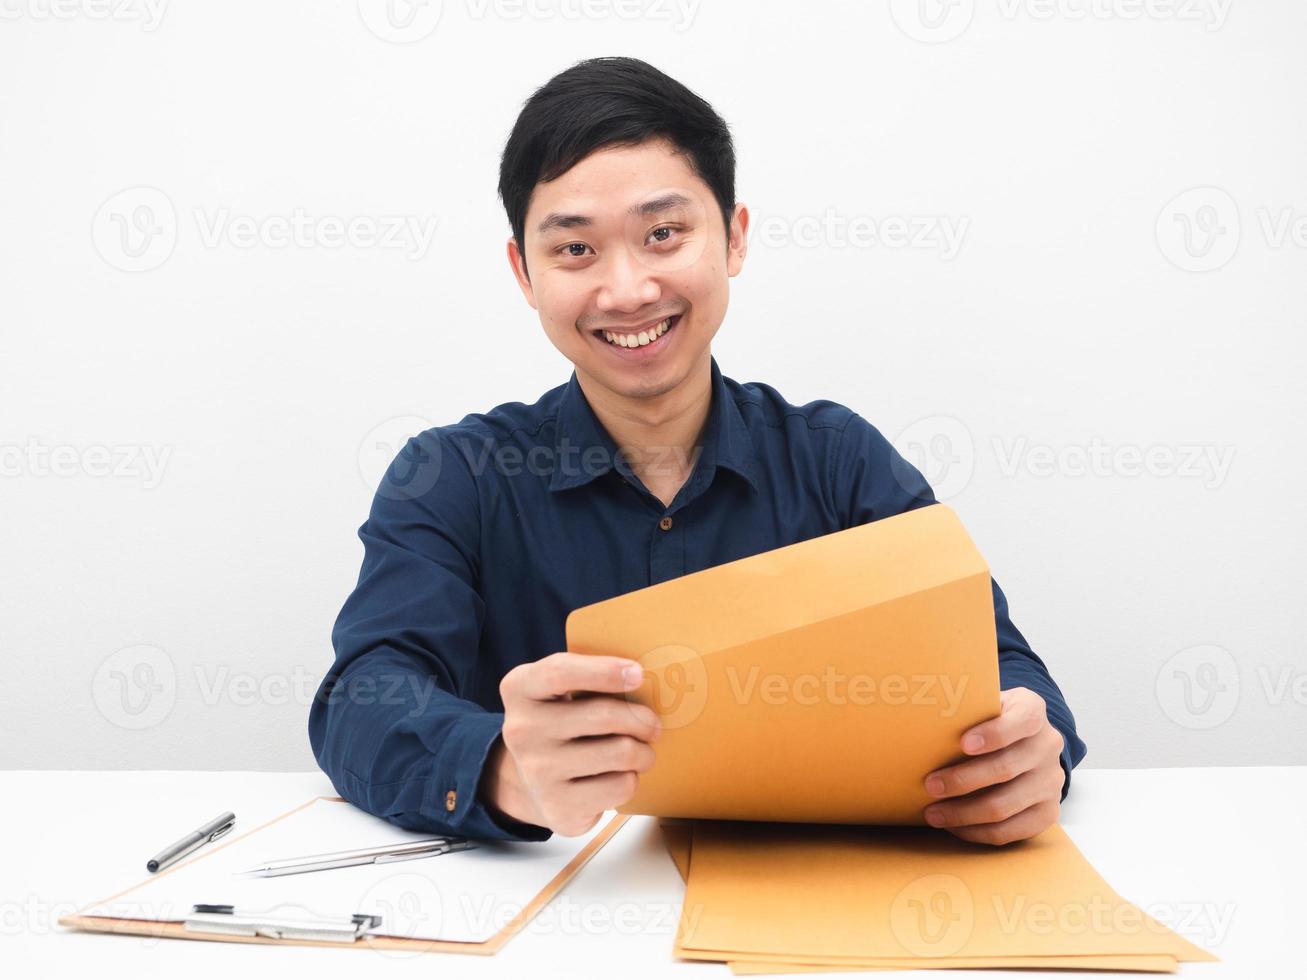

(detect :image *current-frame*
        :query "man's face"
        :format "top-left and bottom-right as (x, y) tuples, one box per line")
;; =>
(508, 137), (748, 402)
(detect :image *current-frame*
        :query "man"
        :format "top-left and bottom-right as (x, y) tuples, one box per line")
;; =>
(308, 56), (1086, 847)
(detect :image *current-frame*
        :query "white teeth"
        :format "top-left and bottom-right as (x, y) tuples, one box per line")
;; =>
(604, 317), (674, 348)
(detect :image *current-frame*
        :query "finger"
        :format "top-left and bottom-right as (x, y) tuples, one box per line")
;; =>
(924, 768), (1047, 829)
(924, 735), (1042, 799)
(519, 652), (643, 702)
(945, 799), (1060, 847)
(548, 694), (662, 743)
(557, 734), (657, 781)
(548, 809), (605, 838)
(959, 687), (1046, 754)
(563, 770), (641, 824)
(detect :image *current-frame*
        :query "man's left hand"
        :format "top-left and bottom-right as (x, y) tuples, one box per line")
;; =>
(922, 686), (1066, 845)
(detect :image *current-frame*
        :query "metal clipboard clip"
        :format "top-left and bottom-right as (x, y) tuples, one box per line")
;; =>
(184, 903), (382, 943)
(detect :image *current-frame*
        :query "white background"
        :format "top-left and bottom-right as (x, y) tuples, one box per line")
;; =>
(1, 0), (1303, 770)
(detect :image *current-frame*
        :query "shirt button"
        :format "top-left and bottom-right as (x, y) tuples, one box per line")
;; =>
(659, 517), (673, 531)
(445, 789), (457, 812)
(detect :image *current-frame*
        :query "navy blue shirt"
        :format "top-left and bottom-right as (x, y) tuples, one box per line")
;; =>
(308, 356), (1087, 842)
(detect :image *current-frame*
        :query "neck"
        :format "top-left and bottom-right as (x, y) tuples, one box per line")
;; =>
(576, 349), (714, 490)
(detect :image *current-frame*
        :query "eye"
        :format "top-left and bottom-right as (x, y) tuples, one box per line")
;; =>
(555, 241), (594, 258)
(648, 225), (681, 246)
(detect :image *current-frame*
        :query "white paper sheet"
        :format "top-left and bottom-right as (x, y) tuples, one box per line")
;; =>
(84, 798), (621, 943)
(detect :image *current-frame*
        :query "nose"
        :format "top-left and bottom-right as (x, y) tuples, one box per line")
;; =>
(595, 244), (660, 314)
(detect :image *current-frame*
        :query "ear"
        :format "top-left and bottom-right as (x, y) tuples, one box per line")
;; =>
(726, 203), (749, 278)
(506, 236), (537, 310)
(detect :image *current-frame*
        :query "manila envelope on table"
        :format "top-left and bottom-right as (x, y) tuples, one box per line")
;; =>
(660, 821), (1216, 973)
(566, 503), (999, 824)
(660, 821), (1173, 974)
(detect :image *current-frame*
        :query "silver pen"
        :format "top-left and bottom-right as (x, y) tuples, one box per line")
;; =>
(147, 811), (236, 873)
(236, 836), (476, 877)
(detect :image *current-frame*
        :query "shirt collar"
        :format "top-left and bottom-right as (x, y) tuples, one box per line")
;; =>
(548, 354), (758, 495)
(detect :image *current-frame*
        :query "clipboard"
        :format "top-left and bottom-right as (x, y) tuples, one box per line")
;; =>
(59, 796), (629, 955)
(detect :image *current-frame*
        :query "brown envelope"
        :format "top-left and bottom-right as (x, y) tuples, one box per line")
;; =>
(567, 504), (1000, 824)
(674, 820), (1217, 967)
(725, 954), (1180, 973)
(658, 821), (1184, 973)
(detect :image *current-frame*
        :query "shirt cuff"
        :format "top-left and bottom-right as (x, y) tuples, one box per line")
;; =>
(425, 710), (552, 842)
(1056, 729), (1073, 802)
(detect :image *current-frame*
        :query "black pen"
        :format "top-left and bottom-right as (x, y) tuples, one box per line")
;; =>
(146, 811), (236, 873)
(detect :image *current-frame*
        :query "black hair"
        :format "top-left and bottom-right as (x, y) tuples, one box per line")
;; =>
(498, 57), (736, 275)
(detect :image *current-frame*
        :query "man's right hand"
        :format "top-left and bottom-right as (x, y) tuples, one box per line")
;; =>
(482, 652), (661, 836)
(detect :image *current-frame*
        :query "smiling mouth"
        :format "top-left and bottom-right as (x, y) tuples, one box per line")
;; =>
(593, 314), (681, 350)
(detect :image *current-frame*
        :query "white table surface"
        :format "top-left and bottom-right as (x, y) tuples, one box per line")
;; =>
(4, 767), (1303, 977)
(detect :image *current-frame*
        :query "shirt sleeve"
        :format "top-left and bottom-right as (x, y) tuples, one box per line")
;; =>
(832, 412), (1088, 800)
(308, 429), (552, 842)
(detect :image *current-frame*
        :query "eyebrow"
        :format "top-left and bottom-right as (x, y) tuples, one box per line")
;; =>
(535, 192), (694, 236)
